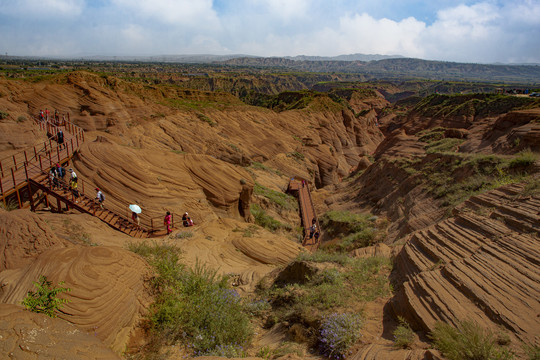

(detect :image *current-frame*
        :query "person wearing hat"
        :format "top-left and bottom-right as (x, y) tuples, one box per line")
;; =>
(95, 188), (105, 209)
(182, 212), (194, 227)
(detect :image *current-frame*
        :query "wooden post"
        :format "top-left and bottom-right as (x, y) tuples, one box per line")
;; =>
(57, 146), (60, 162)
(76, 133), (80, 147)
(28, 182), (35, 211)
(70, 139), (74, 154)
(0, 175), (4, 198)
(16, 188), (22, 209)
(0, 160), (3, 177)
(34, 146), (37, 159)
(24, 163), (29, 181)
(39, 155), (43, 171)
(57, 197), (62, 213)
(11, 168), (16, 189)
(13, 155), (17, 169)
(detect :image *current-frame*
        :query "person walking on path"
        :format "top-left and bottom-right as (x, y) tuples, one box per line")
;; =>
(132, 211), (140, 226)
(95, 188), (105, 209)
(164, 211), (172, 234)
(49, 166), (59, 190)
(70, 177), (79, 203)
(57, 129), (64, 150)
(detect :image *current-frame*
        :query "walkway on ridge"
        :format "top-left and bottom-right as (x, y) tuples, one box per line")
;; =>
(0, 116), (160, 238)
(288, 178), (321, 251)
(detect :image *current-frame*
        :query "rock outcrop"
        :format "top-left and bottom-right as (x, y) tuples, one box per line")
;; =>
(391, 183), (540, 346)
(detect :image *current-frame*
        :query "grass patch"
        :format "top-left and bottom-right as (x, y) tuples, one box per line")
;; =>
(319, 211), (387, 251)
(196, 113), (217, 127)
(63, 219), (95, 246)
(174, 231), (193, 239)
(393, 316), (415, 349)
(254, 182), (298, 211)
(422, 152), (537, 210)
(251, 203), (291, 232)
(261, 251), (392, 336)
(127, 241), (252, 357)
(286, 151), (305, 161)
(430, 320), (514, 360)
(425, 138), (464, 153)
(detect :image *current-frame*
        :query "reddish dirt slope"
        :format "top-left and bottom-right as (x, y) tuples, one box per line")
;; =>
(391, 183), (540, 346)
(0, 209), (68, 271)
(0, 304), (120, 359)
(0, 246), (152, 354)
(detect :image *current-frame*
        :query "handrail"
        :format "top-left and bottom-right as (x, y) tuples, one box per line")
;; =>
(0, 115), (84, 178)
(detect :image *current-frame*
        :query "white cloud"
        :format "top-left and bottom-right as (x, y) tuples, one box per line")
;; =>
(0, 0), (84, 17)
(254, 0), (310, 21)
(0, 0), (538, 63)
(110, 0), (220, 27)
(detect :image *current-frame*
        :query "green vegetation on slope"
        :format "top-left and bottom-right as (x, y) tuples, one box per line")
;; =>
(127, 241), (252, 358)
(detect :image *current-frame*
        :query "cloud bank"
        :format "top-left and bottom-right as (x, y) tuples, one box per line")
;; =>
(0, 0), (538, 63)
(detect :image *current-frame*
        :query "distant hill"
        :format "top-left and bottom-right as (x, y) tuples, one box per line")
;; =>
(218, 57), (540, 84)
(285, 53), (404, 61)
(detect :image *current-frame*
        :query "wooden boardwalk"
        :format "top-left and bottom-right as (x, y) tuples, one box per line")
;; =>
(288, 179), (321, 251)
(0, 116), (171, 238)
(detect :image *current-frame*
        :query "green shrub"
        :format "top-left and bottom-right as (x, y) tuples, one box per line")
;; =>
(254, 182), (298, 210)
(319, 312), (363, 359)
(393, 316), (415, 348)
(296, 250), (351, 265)
(425, 138), (464, 153)
(128, 242), (252, 356)
(251, 203), (290, 232)
(320, 211), (385, 251)
(524, 344), (540, 360)
(22, 275), (71, 317)
(430, 321), (514, 360)
(508, 150), (537, 168)
(0, 110), (8, 119)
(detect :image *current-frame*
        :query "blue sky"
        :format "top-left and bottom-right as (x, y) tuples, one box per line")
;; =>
(0, 0), (539, 63)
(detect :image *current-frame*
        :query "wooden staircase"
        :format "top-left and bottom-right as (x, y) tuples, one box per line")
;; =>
(29, 174), (151, 238)
(288, 178), (321, 251)
(1, 115), (156, 238)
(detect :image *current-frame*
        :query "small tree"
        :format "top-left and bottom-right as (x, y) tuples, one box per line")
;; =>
(22, 275), (71, 317)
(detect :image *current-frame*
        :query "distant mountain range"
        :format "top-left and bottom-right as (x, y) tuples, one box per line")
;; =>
(3, 53), (539, 84)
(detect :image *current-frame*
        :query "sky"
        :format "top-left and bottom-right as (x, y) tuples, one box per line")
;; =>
(0, 0), (539, 64)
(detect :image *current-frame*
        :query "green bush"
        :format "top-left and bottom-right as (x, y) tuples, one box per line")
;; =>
(319, 312), (363, 359)
(430, 321), (514, 360)
(0, 110), (8, 119)
(524, 344), (540, 360)
(128, 242), (252, 356)
(22, 275), (71, 317)
(251, 203), (290, 232)
(508, 150), (537, 168)
(254, 183), (298, 211)
(425, 138), (464, 153)
(393, 316), (415, 348)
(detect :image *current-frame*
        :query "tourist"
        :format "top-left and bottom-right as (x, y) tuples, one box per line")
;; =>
(132, 211), (140, 225)
(182, 212), (194, 227)
(95, 188), (105, 209)
(164, 211), (172, 234)
(57, 129), (64, 150)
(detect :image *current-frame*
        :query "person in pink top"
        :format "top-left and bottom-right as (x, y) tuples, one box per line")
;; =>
(164, 211), (172, 234)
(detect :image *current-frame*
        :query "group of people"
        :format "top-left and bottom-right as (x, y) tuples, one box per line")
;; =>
(39, 108), (67, 126)
(48, 164), (80, 203)
(162, 211), (194, 234)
